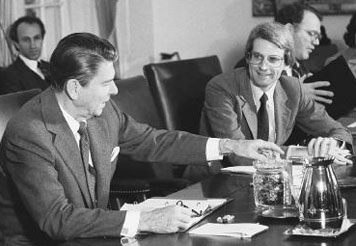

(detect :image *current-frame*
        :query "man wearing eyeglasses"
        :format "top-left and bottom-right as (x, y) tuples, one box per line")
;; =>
(275, 3), (333, 105)
(274, 3), (334, 145)
(184, 22), (352, 182)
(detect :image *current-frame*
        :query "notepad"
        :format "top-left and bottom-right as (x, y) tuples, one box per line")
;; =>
(121, 198), (228, 231)
(189, 223), (268, 238)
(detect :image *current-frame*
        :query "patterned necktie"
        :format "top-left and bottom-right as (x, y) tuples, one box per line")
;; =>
(78, 121), (97, 205)
(37, 61), (51, 82)
(257, 93), (269, 141)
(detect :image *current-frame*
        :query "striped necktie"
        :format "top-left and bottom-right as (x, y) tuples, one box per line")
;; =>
(78, 121), (97, 205)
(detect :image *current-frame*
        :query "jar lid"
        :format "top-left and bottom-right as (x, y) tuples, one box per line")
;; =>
(253, 159), (290, 170)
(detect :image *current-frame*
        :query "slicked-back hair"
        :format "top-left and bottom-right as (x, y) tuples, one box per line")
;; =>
(9, 16), (46, 42)
(245, 22), (296, 67)
(50, 33), (118, 90)
(344, 12), (356, 48)
(275, 3), (322, 26)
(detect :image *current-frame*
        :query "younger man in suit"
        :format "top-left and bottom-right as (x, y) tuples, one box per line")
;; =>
(185, 22), (352, 182)
(0, 16), (51, 95)
(0, 32), (283, 245)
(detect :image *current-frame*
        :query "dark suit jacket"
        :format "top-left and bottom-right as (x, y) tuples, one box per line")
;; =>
(184, 67), (352, 181)
(0, 88), (208, 245)
(0, 57), (51, 95)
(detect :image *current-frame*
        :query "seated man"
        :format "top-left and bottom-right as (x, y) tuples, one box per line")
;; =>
(184, 22), (352, 182)
(0, 32), (283, 245)
(0, 16), (51, 95)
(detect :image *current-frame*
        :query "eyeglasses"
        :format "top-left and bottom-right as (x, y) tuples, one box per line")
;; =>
(304, 29), (321, 42)
(247, 52), (284, 68)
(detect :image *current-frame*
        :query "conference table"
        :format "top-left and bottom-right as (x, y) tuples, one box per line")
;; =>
(60, 163), (356, 246)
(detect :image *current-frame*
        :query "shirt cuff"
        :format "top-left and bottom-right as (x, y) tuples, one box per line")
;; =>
(121, 210), (141, 237)
(206, 138), (223, 161)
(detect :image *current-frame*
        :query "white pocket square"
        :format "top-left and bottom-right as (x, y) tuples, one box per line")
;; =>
(111, 146), (120, 162)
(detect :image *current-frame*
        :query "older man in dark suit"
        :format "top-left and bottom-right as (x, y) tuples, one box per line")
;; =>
(0, 16), (50, 95)
(0, 32), (283, 245)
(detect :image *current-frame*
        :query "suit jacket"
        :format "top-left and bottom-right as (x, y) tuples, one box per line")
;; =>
(0, 88), (208, 245)
(184, 67), (352, 182)
(0, 57), (51, 95)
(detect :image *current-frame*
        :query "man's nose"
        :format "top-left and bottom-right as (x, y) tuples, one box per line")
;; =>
(312, 38), (320, 46)
(259, 58), (269, 69)
(109, 81), (118, 95)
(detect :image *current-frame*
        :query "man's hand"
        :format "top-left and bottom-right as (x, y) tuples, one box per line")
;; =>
(138, 205), (193, 233)
(308, 137), (352, 165)
(301, 75), (333, 105)
(221, 139), (284, 161)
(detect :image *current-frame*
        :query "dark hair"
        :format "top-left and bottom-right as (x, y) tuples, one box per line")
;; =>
(9, 16), (46, 42)
(275, 3), (322, 25)
(245, 22), (296, 67)
(343, 12), (356, 48)
(50, 32), (118, 90)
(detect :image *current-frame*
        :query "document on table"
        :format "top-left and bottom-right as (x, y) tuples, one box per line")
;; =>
(121, 198), (228, 231)
(189, 223), (268, 238)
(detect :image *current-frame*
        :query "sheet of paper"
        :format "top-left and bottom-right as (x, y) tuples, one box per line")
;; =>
(347, 121), (356, 128)
(189, 223), (268, 238)
(121, 198), (228, 230)
(221, 166), (255, 175)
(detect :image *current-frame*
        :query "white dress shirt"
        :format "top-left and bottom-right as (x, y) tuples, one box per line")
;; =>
(19, 54), (45, 80)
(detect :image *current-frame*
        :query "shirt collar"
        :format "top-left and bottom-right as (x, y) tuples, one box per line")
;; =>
(57, 102), (81, 136)
(19, 54), (39, 72)
(250, 80), (277, 106)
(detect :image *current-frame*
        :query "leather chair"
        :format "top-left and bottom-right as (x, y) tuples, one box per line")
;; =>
(0, 89), (41, 141)
(143, 56), (223, 177)
(110, 75), (190, 208)
(143, 55), (223, 134)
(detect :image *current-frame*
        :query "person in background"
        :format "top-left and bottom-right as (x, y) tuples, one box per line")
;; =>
(184, 22), (352, 182)
(325, 12), (356, 78)
(324, 12), (356, 117)
(0, 32), (283, 245)
(0, 16), (51, 95)
(274, 3), (335, 145)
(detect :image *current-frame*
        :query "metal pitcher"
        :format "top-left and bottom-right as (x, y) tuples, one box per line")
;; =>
(298, 157), (344, 230)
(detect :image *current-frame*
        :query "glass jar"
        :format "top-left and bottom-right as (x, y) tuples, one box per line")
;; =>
(253, 159), (298, 218)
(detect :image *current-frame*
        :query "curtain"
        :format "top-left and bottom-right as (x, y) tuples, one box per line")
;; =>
(0, 0), (16, 67)
(95, 0), (120, 78)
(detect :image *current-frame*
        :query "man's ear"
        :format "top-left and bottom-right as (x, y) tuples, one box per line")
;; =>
(65, 79), (81, 100)
(13, 42), (20, 52)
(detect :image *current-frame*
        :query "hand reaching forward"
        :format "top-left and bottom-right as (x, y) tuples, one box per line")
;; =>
(307, 137), (352, 165)
(138, 205), (193, 233)
(300, 74), (333, 105)
(220, 139), (284, 161)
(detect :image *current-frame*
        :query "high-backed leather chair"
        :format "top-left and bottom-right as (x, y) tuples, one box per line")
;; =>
(110, 75), (190, 208)
(143, 55), (223, 135)
(0, 89), (41, 141)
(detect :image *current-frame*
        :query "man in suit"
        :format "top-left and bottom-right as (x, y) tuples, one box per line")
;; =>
(0, 16), (51, 95)
(275, 3), (335, 145)
(0, 32), (283, 245)
(185, 22), (352, 182)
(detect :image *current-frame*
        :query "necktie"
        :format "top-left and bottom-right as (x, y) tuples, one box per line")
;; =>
(257, 93), (269, 141)
(37, 61), (51, 82)
(78, 121), (97, 205)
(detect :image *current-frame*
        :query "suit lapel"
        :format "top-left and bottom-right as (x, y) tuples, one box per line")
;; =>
(238, 71), (258, 139)
(274, 81), (291, 144)
(41, 88), (93, 207)
(87, 118), (111, 208)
